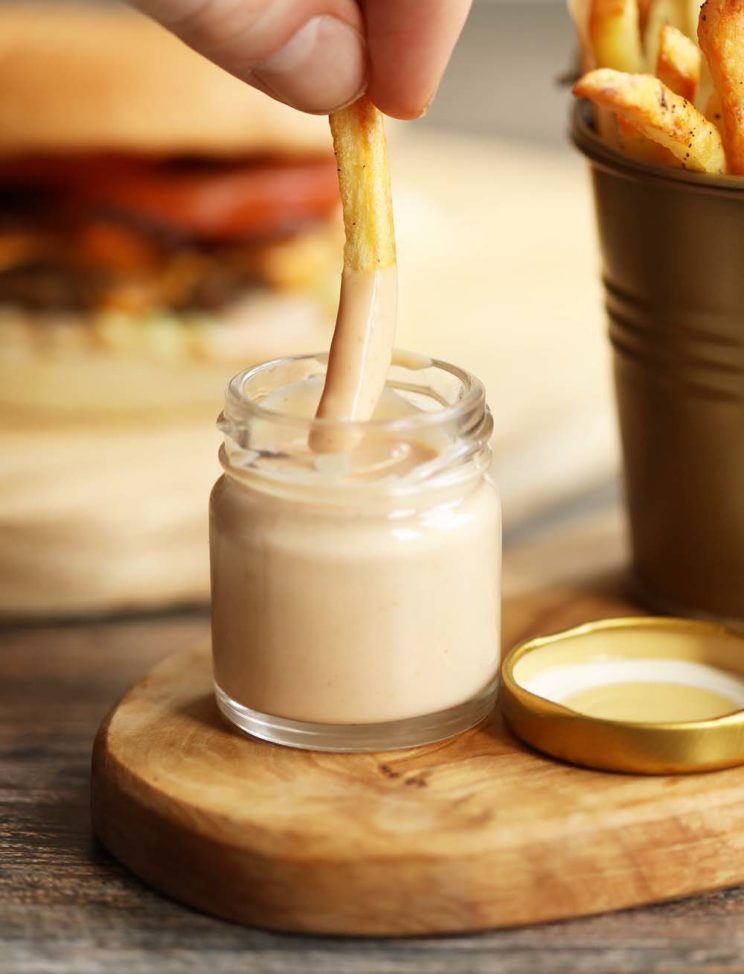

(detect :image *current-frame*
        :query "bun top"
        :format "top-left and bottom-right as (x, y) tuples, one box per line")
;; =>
(0, 3), (332, 157)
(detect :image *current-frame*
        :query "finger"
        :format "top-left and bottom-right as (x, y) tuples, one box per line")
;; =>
(131, 0), (367, 114)
(362, 0), (473, 119)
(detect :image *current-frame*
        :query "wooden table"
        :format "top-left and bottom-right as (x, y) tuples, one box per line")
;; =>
(4, 498), (744, 974)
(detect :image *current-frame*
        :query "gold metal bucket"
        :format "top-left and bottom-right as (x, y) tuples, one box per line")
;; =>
(572, 104), (744, 624)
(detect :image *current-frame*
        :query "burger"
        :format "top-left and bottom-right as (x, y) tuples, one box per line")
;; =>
(0, 2), (341, 615)
(0, 2), (341, 419)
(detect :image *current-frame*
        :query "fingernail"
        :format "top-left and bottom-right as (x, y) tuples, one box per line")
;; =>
(254, 15), (367, 114)
(417, 86), (440, 119)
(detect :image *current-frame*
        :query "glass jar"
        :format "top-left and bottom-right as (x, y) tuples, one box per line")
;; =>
(210, 352), (501, 751)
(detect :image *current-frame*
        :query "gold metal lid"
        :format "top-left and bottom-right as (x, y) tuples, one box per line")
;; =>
(499, 617), (744, 775)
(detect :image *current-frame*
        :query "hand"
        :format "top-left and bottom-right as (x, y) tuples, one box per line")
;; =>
(131, 0), (472, 118)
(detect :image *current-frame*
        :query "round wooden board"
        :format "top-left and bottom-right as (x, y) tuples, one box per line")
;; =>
(91, 602), (744, 936)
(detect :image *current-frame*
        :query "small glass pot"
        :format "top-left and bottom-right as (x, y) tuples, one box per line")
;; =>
(210, 352), (501, 751)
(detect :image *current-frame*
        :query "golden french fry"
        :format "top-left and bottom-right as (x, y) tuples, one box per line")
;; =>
(638, 0), (655, 30)
(312, 96), (397, 449)
(656, 22), (701, 100)
(643, 0), (688, 69)
(698, 0), (744, 174)
(574, 68), (727, 171)
(329, 97), (395, 274)
(706, 87), (724, 129)
(615, 114), (680, 162)
(687, 0), (705, 34)
(693, 43), (717, 112)
(568, 0), (596, 68)
(589, 0), (645, 70)
(586, 0), (648, 155)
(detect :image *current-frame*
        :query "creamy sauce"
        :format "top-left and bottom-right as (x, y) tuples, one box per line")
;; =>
(248, 374), (444, 481)
(311, 266), (398, 452)
(261, 371), (418, 423)
(522, 658), (744, 723)
(564, 683), (739, 722)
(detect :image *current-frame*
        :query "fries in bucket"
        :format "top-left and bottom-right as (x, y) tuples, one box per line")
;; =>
(570, 0), (744, 175)
(574, 68), (726, 171)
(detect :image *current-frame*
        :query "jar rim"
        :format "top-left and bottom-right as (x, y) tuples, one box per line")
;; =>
(222, 350), (488, 435)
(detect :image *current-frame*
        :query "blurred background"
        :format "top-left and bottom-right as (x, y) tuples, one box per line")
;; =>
(418, 0), (575, 144)
(0, 0), (616, 618)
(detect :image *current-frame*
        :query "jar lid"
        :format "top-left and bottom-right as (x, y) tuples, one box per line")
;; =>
(499, 617), (744, 774)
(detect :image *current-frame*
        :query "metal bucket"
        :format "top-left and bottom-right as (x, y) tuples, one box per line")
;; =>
(572, 103), (744, 624)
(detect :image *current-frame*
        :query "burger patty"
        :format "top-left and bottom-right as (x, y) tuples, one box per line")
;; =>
(0, 240), (293, 313)
(0, 261), (98, 310)
(0, 224), (343, 315)
(0, 257), (255, 312)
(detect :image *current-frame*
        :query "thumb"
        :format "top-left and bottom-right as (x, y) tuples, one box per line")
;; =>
(131, 0), (367, 114)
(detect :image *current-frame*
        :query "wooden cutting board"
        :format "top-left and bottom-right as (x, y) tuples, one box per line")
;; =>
(91, 581), (744, 936)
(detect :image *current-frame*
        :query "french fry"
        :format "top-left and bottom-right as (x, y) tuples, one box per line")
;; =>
(589, 0), (645, 70)
(568, 0), (596, 68)
(327, 98), (395, 276)
(586, 0), (654, 156)
(694, 41), (717, 111)
(586, 0), (646, 153)
(687, 0), (705, 35)
(643, 0), (688, 70)
(656, 22), (701, 99)
(574, 68), (727, 171)
(312, 97), (397, 449)
(698, 0), (744, 174)
(646, 0), (698, 34)
(706, 87), (725, 129)
(638, 0), (655, 31)
(615, 114), (680, 162)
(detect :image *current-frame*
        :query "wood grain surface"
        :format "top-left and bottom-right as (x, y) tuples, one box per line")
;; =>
(4, 510), (744, 972)
(91, 619), (744, 936)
